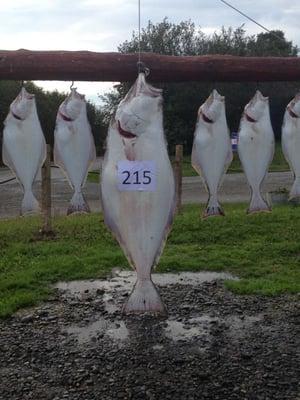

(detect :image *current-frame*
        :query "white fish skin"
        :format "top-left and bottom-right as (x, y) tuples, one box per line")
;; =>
(282, 93), (300, 199)
(191, 89), (233, 217)
(101, 73), (175, 315)
(238, 90), (275, 213)
(2, 87), (46, 215)
(54, 89), (96, 215)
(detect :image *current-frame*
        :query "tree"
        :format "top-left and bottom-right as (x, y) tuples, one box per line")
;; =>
(101, 19), (299, 152)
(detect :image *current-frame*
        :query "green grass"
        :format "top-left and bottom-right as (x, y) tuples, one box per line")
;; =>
(89, 142), (289, 181)
(0, 204), (299, 318)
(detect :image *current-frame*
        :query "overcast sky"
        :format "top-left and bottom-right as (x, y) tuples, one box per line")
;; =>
(2, 0), (300, 105)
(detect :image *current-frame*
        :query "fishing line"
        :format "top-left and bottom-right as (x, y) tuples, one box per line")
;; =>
(219, 0), (286, 42)
(138, 0), (141, 67)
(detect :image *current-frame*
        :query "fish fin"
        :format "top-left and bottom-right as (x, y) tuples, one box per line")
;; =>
(100, 189), (136, 269)
(122, 279), (167, 315)
(2, 141), (22, 185)
(152, 189), (176, 270)
(289, 177), (300, 199)
(67, 191), (90, 215)
(203, 196), (225, 218)
(21, 191), (40, 215)
(224, 144), (233, 173)
(248, 191), (271, 214)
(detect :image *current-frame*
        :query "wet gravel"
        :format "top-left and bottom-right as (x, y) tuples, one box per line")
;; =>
(0, 272), (299, 400)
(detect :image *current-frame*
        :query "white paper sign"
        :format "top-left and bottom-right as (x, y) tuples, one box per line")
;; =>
(117, 160), (156, 191)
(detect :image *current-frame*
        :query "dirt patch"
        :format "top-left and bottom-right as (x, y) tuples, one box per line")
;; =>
(0, 271), (299, 400)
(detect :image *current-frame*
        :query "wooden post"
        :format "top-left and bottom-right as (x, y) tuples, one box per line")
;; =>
(174, 145), (183, 214)
(41, 144), (52, 234)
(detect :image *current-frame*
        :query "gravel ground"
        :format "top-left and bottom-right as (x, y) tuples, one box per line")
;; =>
(0, 271), (299, 400)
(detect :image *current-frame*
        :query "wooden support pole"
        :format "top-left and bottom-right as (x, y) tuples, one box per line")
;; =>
(174, 145), (183, 214)
(41, 145), (52, 234)
(0, 50), (300, 82)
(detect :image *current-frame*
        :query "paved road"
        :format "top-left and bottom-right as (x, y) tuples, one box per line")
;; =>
(0, 162), (294, 219)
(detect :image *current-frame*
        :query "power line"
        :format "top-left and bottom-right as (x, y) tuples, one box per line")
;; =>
(219, 0), (285, 42)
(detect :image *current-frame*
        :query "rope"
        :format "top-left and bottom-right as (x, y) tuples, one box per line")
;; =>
(138, 0), (141, 69)
(219, 0), (287, 43)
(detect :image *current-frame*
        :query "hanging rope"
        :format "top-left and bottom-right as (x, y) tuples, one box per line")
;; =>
(136, 0), (150, 76)
(138, 0), (141, 68)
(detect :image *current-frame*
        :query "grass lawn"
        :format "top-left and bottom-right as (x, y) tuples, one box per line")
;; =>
(0, 204), (299, 318)
(88, 142), (289, 181)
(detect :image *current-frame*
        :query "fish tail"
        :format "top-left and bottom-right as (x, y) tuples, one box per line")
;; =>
(248, 190), (270, 214)
(289, 177), (300, 199)
(21, 190), (40, 215)
(203, 195), (224, 218)
(67, 191), (90, 215)
(122, 279), (167, 315)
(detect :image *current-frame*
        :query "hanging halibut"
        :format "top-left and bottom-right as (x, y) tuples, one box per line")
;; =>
(54, 89), (96, 215)
(191, 89), (233, 217)
(101, 73), (175, 315)
(282, 93), (300, 199)
(2, 87), (46, 215)
(238, 91), (275, 213)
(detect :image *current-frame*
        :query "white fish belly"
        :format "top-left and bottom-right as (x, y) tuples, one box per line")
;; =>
(3, 120), (45, 190)
(101, 128), (175, 276)
(238, 125), (274, 189)
(192, 124), (231, 193)
(54, 121), (95, 190)
(282, 117), (300, 176)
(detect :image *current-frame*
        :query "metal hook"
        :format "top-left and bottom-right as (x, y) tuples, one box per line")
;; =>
(20, 80), (24, 89)
(70, 81), (75, 91)
(137, 61), (150, 77)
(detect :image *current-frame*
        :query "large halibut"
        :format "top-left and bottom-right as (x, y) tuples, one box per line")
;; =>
(2, 87), (46, 215)
(191, 89), (232, 217)
(282, 93), (300, 199)
(101, 73), (175, 314)
(238, 90), (275, 213)
(54, 89), (96, 215)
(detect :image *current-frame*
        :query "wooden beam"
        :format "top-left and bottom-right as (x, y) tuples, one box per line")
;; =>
(0, 50), (299, 82)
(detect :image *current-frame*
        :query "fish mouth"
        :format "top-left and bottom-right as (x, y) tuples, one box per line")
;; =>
(245, 113), (257, 123)
(287, 106), (299, 118)
(59, 110), (74, 122)
(201, 112), (214, 124)
(117, 120), (137, 139)
(11, 110), (24, 121)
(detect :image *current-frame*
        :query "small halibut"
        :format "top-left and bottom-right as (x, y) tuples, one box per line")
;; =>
(238, 91), (275, 213)
(191, 89), (232, 217)
(282, 93), (300, 199)
(2, 87), (46, 215)
(101, 73), (175, 315)
(54, 89), (96, 215)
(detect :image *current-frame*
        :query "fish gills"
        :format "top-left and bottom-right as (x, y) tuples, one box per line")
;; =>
(2, 87), (46, 215)
(191, 89), (232, 218)
(238, 91), (275, 213)
(101, 73), (175, 315)
(54, 89), (96, 215)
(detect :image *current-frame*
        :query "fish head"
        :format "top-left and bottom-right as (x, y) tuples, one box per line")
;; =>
(115, 73), (162, 160)
(287, 93), (300, 117)
(116, 73), (162, 137)
(10, 87), (35, 120)
(60, 89), (85, 121)
(244, 90), (269, 123)
(199, 89), (225, 123)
